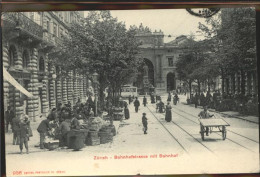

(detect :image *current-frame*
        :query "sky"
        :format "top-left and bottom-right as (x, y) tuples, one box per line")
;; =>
(85, 9), (208, 42)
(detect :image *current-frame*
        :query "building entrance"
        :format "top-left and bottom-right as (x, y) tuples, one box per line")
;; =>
(167, 72), (176, 92)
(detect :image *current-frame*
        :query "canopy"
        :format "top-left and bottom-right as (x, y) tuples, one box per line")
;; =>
(3, 67), (33, 98)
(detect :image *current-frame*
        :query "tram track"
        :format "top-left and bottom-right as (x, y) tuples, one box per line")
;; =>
(145, 105), (215, 155)
(150, 103), (257, 153)
(173, 105), (259, 144)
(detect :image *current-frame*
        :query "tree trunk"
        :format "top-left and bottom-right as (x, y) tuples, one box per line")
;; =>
(189, 80), (192, 99)
(221, 68), (225, 94)
(241, 69), (245, 95)
(208, 78), (211, 92)
(198, 79), (201, 94)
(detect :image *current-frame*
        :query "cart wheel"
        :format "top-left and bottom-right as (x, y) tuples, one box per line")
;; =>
(200, 124), (205, 141)
(222, 126), (226, 140)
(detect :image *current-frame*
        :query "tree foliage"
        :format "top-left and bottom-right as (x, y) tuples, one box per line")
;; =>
(49, 11), (141, 108)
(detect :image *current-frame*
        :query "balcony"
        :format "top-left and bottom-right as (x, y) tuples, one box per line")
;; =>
(42, 32), (56, 51)
(2, 12), (43, 43)
(54, 36), (63, 47)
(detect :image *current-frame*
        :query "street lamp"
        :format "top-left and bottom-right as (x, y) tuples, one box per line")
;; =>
(93, 72), (98, 116)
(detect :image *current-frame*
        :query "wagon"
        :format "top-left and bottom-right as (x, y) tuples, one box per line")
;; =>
(198, 117), (230, 141)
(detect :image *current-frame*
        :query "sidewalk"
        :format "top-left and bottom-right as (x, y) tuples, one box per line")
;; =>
(177, 95), (259, 124)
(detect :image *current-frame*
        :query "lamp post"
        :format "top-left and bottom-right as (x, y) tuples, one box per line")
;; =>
(93, 72), (98, 117)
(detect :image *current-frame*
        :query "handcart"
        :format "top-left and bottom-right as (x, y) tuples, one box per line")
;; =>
(198, 115), (230, 141)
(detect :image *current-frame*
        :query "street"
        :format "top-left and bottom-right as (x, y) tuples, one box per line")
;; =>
(5, 95), (259, 176)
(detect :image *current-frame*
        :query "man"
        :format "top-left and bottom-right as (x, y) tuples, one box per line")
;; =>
(37, 117), (51, 149)
(128, 95), (132, 105)
(134, 97), (140, 113)
(12, 115), (21, 145)
(198, 106), (214, 136)
(59, 118), (71, 147)
(47, 108), (57, 121)
(143, 96), (147, 107)
(19, 115), (30, 154)
(142, 113), (148, 134)
(158, 100), (165, 113)
(5, 106), (15, 133)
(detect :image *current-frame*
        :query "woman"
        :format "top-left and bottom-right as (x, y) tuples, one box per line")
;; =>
(165, 102), (172, 122)
(167, 92), (172, 102)
(124, 105), (130, 119)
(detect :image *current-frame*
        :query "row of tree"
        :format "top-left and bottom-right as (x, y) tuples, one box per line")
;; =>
(176, 8), (256, 98)
(49, 11), (142, 110)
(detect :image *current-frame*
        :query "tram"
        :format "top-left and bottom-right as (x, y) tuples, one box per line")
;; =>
(120, 85), (138, 98)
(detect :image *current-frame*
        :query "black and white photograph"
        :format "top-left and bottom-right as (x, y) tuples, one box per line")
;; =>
(1, 7), (259, 176)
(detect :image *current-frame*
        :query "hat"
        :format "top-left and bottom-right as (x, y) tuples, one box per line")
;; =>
(143, 113), (146, 115)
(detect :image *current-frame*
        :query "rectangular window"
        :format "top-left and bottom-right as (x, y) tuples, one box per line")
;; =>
(59, 28), (63, 38)
(168, 57), (174, 66)
(46, 20), (50, 32)
(53, 23), (57, 36)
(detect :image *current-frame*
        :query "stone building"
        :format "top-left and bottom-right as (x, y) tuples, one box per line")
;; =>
(134, 28), (258, 98)
(2, 11), (89, 121)
(134, 29), (189, 94)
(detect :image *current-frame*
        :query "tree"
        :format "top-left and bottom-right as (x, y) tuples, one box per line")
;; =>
(49, 11), (141, 110)
(198, 8), (256, 94)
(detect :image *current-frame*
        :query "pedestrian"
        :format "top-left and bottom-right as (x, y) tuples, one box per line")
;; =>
(198, 106), (214, 136)
(128, 95), (132, 105)
(5, 106), (15, 133)
(173, 94), (179, 105)
(194, 92), (199, 108)
(200, 93), (205, 106)
(124, 105), (130, 119)
(151, 93), (155, 104)
(165, 102), (172, 122)
(167, 92), (172, 102)
(158, 100), (165, 113)
(37, 117), (51, 149)
(143, 96), (147, 107)
(58, 118), (71, 147)
(19, 115), (30, 154)
(142, 113), (148, 134)
(134, 97), (140, 113)
(12, 115), (21, 145)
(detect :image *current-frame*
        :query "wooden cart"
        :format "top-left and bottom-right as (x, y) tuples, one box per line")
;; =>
(199, 118), (230, 141)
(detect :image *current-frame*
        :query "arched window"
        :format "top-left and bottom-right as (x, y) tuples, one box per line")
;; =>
(8, 46), (16, 67)
(39, 57), (45, 72)
(22, 50), (30, 69)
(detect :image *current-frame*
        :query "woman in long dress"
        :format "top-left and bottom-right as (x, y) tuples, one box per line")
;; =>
(165, 102), (172, 122)
(124, 105), (130, 119)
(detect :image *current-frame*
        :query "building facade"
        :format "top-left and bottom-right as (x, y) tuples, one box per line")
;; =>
(134, 29), (188, 94)
(2, 11), (89, 121)
(135, 29), (258, 98)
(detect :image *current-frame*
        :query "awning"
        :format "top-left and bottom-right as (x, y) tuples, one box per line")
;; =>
(3, 67), (33, 98)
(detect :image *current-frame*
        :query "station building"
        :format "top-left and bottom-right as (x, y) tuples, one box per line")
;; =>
(134, 27), (258, 98)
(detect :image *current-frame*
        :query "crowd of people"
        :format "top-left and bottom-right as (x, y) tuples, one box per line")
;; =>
(37, 96), (98, 149)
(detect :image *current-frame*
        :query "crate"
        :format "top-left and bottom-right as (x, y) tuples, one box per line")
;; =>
(44, 141), (59, 150)
(88, 130), (99, 137)
(86, 137), (100, 146)
(99, 132), (113, 144)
